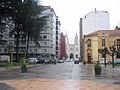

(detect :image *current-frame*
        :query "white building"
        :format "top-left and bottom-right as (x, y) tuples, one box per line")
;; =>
(82, 9), (110, 35)
(37, 6), (57, 58)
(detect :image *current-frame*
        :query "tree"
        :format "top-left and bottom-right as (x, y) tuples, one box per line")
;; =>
(0, 0), (47, 61)
(98, 47), (109, 67)
(21, 0), (47, 58)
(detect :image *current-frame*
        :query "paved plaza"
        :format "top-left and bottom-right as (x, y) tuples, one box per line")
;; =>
(1, 78), (120, 90)
(0, 62), (120, 90)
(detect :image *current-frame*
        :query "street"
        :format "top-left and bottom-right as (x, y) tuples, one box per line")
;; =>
(0, 62), (120, 90)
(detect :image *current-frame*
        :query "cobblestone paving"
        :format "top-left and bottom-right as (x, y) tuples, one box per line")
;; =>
(1, 79), (120, 90)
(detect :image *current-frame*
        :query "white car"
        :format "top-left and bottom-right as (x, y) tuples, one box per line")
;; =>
(28, 58), (38, 63)
(99, 60), (108, 64)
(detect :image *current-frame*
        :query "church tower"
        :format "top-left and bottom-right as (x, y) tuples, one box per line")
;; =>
(74, 33), (80, 58)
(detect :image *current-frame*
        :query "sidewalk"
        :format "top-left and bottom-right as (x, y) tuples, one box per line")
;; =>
(0, 78), (120, 90)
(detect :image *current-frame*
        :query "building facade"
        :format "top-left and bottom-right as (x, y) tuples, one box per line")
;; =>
(82, 9), (110, 35)
(79, 9), (110, 61)
(0, 6), (60, 60)
(60, 33), (66, 59)
(65, 33), (69, 58)
(83, 30), (120, 63)
(33, 6), (57, 59)
(67, 34), (80, 59)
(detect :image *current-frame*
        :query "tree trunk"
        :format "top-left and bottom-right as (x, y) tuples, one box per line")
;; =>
(26, 33), (30, 58)
(15, 29), (20, 62)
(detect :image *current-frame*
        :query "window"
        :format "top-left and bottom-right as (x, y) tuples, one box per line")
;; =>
(43, 35), (47, 39)
(56, 26), (58, 30)
(56, 41), (58, 45)
(56, 31), (58, 35)
(43, 49), (47, 52)
(21, 41), (26, 45)
(76, 47), (78, 51)
(87, 39), (91, 47)
(56, 36), (58, 40)
(4, 48), (7, 52)
(102, 39), (105, 47)
(56, 46), (58, 50)
(43, 42), (47, 45)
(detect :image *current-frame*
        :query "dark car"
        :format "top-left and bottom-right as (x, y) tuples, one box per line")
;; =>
(74, 58), (79, 64)
(37, 58), (49, 64)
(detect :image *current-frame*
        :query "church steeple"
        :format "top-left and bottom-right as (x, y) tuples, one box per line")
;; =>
(74, 33), (78, 45)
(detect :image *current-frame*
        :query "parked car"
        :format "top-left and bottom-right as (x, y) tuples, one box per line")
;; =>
(74, 58), (79, 64)
(114, 60), (120, 64)
(99, 60), (109, 64)
(70, 58), (74, 62)
(66, 58), (70, 62)
(28, 58), (38, 63)
(0, 55), (10, 62)
(37, 58), (49, 64)
(57, 59), (64, 63)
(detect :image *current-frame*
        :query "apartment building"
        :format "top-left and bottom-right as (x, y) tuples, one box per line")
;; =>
(0, 6), (60, 60)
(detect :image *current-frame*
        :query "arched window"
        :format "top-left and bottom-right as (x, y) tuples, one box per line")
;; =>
(87, 39), (91, 47)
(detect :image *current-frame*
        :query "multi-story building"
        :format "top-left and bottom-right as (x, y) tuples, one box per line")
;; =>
(60, 32), (66, 59)
(82, 9), (110, 35)
(83, 29), (120, 63)
(35, 6), (57, 59)
(0, 6), (59, 60)
(79, 9), (110, 60)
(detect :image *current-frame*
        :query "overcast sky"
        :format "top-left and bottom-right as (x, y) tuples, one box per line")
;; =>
(42, 0), (120, 44)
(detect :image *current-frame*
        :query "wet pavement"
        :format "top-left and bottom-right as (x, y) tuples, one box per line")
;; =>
(0, 62), (120, 90)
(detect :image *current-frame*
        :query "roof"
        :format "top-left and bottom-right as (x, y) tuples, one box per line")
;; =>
(85, 30), (120, 36)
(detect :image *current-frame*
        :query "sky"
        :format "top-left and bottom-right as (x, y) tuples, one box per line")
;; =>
(41, 0), (120, 44)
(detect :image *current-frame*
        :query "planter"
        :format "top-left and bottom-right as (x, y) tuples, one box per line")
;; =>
(95, 66), (102, 75)
(21, 65), (27, 73)
(83, 61), (86, 65)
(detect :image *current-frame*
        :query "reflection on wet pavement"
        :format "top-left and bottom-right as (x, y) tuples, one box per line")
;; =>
(1, 79), (120, 90)
(0, 62), (120, 89)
